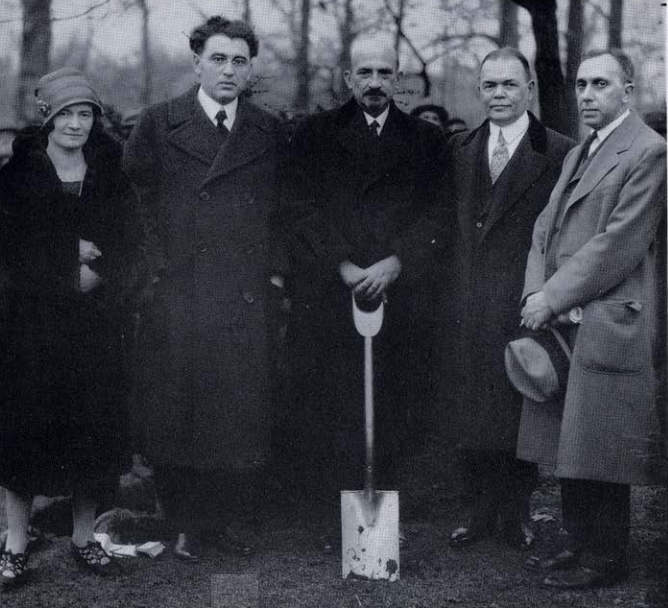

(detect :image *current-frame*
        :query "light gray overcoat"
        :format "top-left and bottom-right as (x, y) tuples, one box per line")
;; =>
(517, 112), (666, 485)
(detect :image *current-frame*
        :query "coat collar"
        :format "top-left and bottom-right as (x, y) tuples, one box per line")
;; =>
(457, 113), (551, 241)
(165, 87), (273, 182)
(334, 98), (412, 192)
(562, 111), (642, 214)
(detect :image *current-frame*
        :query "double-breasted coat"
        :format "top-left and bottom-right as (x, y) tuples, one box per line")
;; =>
(280, 99), (448, 489)
(123, 87), (287, 471)
(517, 112), (666, 485)
(438, 114), (574, 452)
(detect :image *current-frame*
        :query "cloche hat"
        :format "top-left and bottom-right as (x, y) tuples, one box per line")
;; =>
(34, 67), (103, 125)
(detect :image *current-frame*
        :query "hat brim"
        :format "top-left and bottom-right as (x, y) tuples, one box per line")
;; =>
(44, 99), (104, 125)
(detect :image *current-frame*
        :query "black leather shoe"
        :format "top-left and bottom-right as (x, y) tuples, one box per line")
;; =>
(542, 564), (628, 589)
(499, 521), (535, 549)
(174, 533), (201, 563)
(217, 527), (254, 556)
(525, 549), (578, 572)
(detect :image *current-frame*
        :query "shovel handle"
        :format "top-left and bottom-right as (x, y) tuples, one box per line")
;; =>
(364, 335), (374, 497)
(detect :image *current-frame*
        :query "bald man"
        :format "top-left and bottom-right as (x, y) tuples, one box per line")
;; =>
(279, 35), (449, 537)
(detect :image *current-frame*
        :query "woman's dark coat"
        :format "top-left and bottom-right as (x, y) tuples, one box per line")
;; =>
(123, 88), (288, 471)
(438, 115), (574, 452)
(0, 126), (143, 497)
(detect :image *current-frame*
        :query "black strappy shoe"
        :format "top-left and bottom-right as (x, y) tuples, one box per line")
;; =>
(0, 549), (28, 588)
(71, 541), (123, 576)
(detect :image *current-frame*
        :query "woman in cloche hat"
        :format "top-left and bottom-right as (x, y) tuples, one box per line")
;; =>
(0, 67), (146, 586)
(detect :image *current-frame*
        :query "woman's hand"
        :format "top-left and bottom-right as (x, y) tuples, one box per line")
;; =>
(79, 239), (101, 264)
(79, 263), (102, 293)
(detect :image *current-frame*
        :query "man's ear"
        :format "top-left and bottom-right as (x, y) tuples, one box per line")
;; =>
(623, 82), (635, 102)
(343, 69), (353, 90)
(192, 53), (202, 77)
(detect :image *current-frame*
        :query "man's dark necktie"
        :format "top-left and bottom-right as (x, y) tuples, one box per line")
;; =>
(215, 109), (229, 139)
(369, 120), (380, 137)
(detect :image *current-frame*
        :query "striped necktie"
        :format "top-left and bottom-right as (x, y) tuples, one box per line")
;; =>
(490, 130), (510, 184)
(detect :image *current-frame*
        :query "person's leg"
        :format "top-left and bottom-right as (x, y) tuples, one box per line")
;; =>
(449, 450), (500, 547)
(584, 481), (630, 570)
(497, 453), (537, 547)
(3, 490), (31, 554)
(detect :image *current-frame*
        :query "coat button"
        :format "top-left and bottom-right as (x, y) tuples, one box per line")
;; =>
(242, 291), (255, 304)
(196, 241), (208, 252)
(200, 191), (210, 201)
(476, 221), (483, 228)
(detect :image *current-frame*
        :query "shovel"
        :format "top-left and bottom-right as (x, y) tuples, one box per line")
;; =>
(341, 294), (400, 582)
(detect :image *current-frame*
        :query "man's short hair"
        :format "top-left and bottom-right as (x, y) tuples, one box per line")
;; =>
(479, 47), (533, 82)
(580, 48), (635, 84)
(189, 16), (259, 58)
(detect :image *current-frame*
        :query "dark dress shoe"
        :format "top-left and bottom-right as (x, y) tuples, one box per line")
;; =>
(216, 527), (254, 556)
(525, 549), (578, 572)
(174, 533), (201, 563)
(542, 564), (628, 589)
(499, 521), (535, 549)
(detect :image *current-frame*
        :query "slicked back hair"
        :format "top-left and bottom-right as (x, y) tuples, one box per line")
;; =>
(479, 47), (533, 83)
(189, 16), (259, 58)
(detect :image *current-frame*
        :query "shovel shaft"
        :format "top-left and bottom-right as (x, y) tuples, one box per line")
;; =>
(364, 336), (374, 496)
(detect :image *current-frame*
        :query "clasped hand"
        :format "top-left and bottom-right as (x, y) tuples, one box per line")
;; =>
(79, 239), (102, 292)
(339, 255), (402, 301)
(520, 291), (553, 331)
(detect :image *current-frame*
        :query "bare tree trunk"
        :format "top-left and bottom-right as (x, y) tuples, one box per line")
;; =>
(18, 0), (52, 124)
(294, 0), (311, 110)
(564, 0), (583, 138)
(337, 0), (354, 102)
(241, 0), (252, 24)
(138, 0), (152, 107)
(608, 0), (623, 49)
(512, 0), (567, 134)
(500, 0), (518, 48)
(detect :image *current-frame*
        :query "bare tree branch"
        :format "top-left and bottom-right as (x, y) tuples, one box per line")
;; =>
(0, 0), (113, 24)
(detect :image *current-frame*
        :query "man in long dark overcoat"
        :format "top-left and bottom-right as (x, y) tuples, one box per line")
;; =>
(280, 34), (448, 530)
(438, 48), (574, 549)
(519, 50), (666, 589)
(123, 16), (287, 560)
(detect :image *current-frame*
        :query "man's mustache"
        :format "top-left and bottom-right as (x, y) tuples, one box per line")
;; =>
(364, 89), (386, 97)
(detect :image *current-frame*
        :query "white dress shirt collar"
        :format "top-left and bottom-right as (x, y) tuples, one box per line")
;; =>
(363, 105), (390, 135)
(590, 109), (630, 154)
(197, 87), (239, 131)
(488, 111), (530, 164)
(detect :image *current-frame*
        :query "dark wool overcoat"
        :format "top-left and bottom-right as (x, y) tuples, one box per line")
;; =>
(0, 127), (143, 497)
(517, 112), (666, 485)
(280, 98), (448, 489)
(437, 114), (574, 452)
(123, 87), (287, 471)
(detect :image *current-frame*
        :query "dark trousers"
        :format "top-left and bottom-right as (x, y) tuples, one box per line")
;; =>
(460, 450), (538, 527)
(560, 478), (630, 565)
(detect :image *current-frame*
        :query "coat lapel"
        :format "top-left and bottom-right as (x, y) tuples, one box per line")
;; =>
(481, 115), (550, 241)
(335, 100), (410, 193)
(563, 112), (640, 214)
(165, 87), (222, 166)
(204, 99), (272, 185)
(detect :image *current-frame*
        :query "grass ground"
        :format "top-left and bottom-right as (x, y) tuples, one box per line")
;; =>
(0, 437), (665, 608)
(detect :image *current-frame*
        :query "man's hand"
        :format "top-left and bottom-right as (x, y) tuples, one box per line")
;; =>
(521, 291), (554, 331)
(353, 255), (402, 301)
(79, 263), (102, 293)
(79, 239), (102, 264)
(339, 260), (365, 289)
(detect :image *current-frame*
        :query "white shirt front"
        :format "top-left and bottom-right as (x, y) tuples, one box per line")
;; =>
(487, 111), (530, 166)
(197, 87), (239, 131)
(363, 106), (390, 135)
(588, 109), (630, 156)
